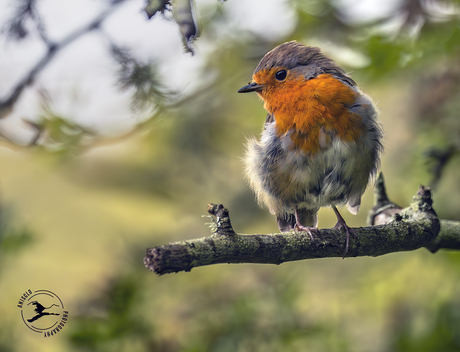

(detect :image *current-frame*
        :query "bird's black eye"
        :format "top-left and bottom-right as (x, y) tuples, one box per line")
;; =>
(275, 70), (287, 81)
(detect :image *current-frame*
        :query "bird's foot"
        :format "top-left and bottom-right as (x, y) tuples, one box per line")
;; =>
(331, 205), (357, 258)
(333, 217), (357, 258)
(294, 223), (319, 243)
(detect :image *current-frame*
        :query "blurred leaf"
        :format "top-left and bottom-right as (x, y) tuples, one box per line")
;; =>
(0, 205), (34, 276)
(174, 0), (198, 53)
(111, 45), (167, 111)
(0, 228), (33, 254)
(361, 36), (408, 78)
(69, 273), (161, 352)
(390, 299), (460, 352)
(144, 0), (172, 18)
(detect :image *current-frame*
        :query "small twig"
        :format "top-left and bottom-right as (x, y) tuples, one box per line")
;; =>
(28, 0), (51, 45)
(144, 0), (197, 54)
(0, 1), (124, 119)
(206, 203), (235, 236)
(424, 145), (459, 190)
(368, 173), (403, 225)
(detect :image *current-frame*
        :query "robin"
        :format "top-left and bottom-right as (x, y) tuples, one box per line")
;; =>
(238, 41), (383, 256)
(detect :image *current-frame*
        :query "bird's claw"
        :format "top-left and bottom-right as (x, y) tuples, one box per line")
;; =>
(334, 219), (357, 258)
(294, 223), (319, 243)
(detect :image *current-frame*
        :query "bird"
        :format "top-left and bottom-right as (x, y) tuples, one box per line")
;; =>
(238, 41), (383, 256)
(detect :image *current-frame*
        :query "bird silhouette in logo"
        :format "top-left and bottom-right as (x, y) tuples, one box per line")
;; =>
(27, 301), (60, 322)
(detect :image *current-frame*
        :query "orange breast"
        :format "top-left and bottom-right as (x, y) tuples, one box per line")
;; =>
(260, 74), (365, 154)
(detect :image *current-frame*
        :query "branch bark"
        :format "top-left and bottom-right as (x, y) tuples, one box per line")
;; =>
(144, 174), (459, 276)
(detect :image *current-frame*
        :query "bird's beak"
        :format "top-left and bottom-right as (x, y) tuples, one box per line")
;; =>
(237, 82), (265, 93)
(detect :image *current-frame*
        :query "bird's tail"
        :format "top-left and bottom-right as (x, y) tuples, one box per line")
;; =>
(277, 209), (318, 232)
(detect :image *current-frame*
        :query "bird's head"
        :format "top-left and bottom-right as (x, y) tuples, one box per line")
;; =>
(237, 41), (364, 153)
(238, 41), (355, 108)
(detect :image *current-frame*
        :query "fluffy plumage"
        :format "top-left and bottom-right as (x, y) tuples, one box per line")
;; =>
(239, 41), (383, 243)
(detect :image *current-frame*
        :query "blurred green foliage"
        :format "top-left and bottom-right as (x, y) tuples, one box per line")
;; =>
(1, 0), (460, 351)
(390, 299), (460, 352)
(69, 273), (157, 352)
(0, 206), (33, 262)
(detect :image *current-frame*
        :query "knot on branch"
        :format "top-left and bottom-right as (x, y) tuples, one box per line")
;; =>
(415, 186), (434, 212)
(403, 185), (438, 223)
(207, 203), (236, 236)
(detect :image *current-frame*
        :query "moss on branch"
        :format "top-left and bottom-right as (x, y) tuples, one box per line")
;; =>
(144, 174), (460, 276)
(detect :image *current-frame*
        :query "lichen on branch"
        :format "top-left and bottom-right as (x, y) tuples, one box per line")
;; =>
(144, 174), (460, 276)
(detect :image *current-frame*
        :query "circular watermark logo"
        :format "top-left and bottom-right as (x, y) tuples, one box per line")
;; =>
(18, 289), (69, 337)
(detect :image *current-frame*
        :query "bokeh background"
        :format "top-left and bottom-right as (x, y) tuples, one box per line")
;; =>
(1, 0), (460, 351)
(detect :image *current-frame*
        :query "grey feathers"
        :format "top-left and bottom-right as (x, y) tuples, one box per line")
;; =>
(254, 41), (356, 87)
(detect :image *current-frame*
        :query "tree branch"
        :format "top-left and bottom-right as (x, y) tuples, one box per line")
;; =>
(0, 1), (124, 120)
(144, 174), (459, 276)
